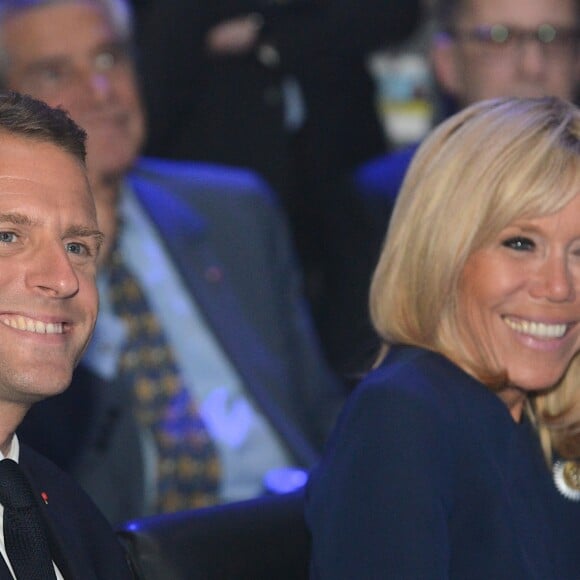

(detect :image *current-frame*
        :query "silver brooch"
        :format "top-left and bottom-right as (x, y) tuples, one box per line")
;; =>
(553, 460), (580, 501)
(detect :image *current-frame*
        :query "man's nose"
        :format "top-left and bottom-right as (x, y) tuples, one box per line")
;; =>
(78, 68), (113, 103)
(516, 38), (549, 79)
(26, 242), (79, 299)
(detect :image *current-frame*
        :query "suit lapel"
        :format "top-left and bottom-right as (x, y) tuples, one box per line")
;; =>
(129, 169), (318, 466)
(18, 462), (98, 580)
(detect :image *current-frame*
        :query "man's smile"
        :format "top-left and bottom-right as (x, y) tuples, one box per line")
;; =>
(0, 315), (65, 334)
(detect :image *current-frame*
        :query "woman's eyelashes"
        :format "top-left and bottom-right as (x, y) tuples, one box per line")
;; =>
(502, 236), (535, 252)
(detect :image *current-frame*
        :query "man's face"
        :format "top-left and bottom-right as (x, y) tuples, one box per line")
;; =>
(0, 133), (101, 408)
(2, 1), (146, 187)
(433, 0), (580, 106)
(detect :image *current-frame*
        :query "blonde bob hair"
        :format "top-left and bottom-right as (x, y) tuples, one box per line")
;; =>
(370, 96), (580, 459)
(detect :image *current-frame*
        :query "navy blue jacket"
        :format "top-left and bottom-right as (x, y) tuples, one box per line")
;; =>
(307, 346), (580, 579)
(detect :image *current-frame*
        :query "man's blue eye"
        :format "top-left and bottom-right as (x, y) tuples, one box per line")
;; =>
(37, 67), (66, 84)
(66, 242), (86, 255)
(95, 52), (116, 71)
(0, 232), (16, 243)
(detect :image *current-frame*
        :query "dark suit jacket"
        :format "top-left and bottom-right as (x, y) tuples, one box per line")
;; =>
(354, 143), (418, 205)
(19, 157), (344, 525)
(306, 346), (580, 579)
(0, 444), (132, 580)
(353, 142), (418, 246)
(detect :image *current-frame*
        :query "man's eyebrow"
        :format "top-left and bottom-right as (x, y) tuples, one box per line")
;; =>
(96, 40), (131, 54)
(64, 225), (105, 250)
(21, 56), (68, 74)
(0, 212), (35, 226)
(0, 214), (104, 247)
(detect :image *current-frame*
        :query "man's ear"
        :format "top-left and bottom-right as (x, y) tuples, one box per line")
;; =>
(431, 34), (463, 98)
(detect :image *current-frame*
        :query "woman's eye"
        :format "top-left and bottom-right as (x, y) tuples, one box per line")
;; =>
(0, 232), (16, 244)
(502, 236), (535, 251)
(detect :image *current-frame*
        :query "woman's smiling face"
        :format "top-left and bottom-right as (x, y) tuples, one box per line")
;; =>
(458, 193), (580, 417)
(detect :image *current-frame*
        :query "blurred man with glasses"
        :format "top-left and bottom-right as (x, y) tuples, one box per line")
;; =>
(356, 0), (580, 239)
(432, 0), (580, 108)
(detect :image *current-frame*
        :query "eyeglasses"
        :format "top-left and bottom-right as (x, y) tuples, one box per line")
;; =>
(446, 24), (580, 60)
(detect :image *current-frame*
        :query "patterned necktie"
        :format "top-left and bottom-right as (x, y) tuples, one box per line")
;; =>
(108, 246), (220, 512)
(0, 459), (57, 580)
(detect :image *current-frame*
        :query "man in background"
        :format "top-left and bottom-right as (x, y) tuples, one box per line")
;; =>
(356, 0), (580, 222)
(1, 0), (344, 526)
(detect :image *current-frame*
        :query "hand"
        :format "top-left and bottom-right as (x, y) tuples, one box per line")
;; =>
(205, 14), (264, 56)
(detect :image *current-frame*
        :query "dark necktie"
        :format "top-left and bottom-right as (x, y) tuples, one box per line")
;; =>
(0, 459), (57, 580)
(108, 246), (220, 512)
